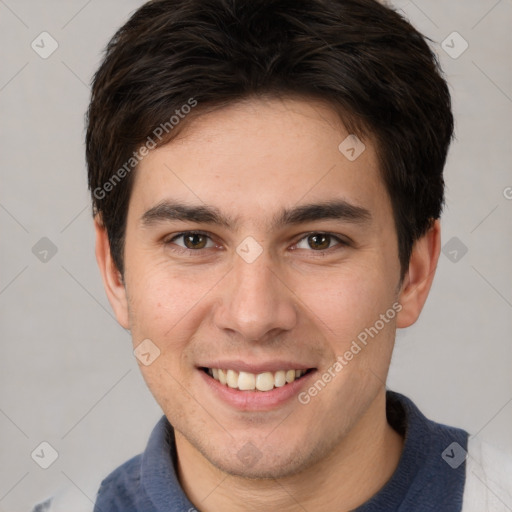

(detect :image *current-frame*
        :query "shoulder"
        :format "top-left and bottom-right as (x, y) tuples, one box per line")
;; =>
(93, 415), (180, 512)
(462, 436), (512, 512)
(93, 454), (147, 512)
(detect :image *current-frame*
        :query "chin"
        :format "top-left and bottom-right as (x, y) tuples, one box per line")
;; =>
(207, 448), (309, 480)
(183, 423), (331, 480)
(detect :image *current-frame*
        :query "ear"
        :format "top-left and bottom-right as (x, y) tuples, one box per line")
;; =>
(396, 219), (441, 328)
(94, 216), (130, 329)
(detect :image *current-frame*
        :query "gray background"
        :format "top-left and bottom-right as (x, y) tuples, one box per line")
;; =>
(1, 0), (511, 510)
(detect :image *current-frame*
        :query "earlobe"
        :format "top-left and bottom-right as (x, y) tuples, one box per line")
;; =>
(94, 216), (130, 329)
(396, 219), (441, 328)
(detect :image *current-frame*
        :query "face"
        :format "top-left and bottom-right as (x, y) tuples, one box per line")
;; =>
(97, 97), (433, 479)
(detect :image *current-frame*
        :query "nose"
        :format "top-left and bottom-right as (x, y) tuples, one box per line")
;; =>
(213, 247), (298, 343)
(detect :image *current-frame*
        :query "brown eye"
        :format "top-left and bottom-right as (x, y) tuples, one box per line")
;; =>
(183, 233), (208, 249)
(166, 231), (215, 251)
(295, 232), (348, 252)
(307, 233), (331, 250)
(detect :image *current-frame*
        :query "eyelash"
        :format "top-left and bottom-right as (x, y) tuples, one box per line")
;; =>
(164, 230), (350, 256)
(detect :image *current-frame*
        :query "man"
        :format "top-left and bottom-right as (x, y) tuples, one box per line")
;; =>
(86, 0), (512, 510)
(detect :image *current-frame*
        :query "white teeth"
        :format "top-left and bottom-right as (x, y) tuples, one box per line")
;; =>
(238, 371), (256, 390)
(226, 369), (239, 388)
(274, 370), (286, 387)
(286, 369), (296, 383)
(256, 372), (274, 392)
(206, 367), (308, 391)
(218, 368), (227, 385)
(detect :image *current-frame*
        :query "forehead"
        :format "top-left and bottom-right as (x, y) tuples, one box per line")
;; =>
(129, 97), (391, 231)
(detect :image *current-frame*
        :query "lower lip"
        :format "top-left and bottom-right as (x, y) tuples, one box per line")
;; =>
(198, 369), (316, 411)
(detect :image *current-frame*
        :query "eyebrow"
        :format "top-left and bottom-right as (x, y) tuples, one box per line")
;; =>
(140, 199), (372, 230)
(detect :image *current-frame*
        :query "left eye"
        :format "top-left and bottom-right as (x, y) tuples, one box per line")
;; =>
(167, 232), (216, 250)
(295, 233), (346, 251)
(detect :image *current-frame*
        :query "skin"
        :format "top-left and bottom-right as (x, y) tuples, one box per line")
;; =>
(95, 97), (441, 511)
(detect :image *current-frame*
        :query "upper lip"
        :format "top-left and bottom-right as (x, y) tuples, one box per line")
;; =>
(198, 360), (316, 374)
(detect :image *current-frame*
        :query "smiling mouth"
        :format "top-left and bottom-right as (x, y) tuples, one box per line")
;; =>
(201, 367), (315, 392)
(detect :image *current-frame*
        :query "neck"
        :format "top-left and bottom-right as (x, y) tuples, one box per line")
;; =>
(176, 389), (403, 512)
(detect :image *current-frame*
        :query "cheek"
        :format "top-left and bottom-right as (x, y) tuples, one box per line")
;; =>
(124, 257), (223, 355)
(126, 267), (204, 405)
(294, 260), (392, 338)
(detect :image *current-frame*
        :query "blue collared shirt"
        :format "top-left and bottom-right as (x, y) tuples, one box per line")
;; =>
(93, 391), (469, 512)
